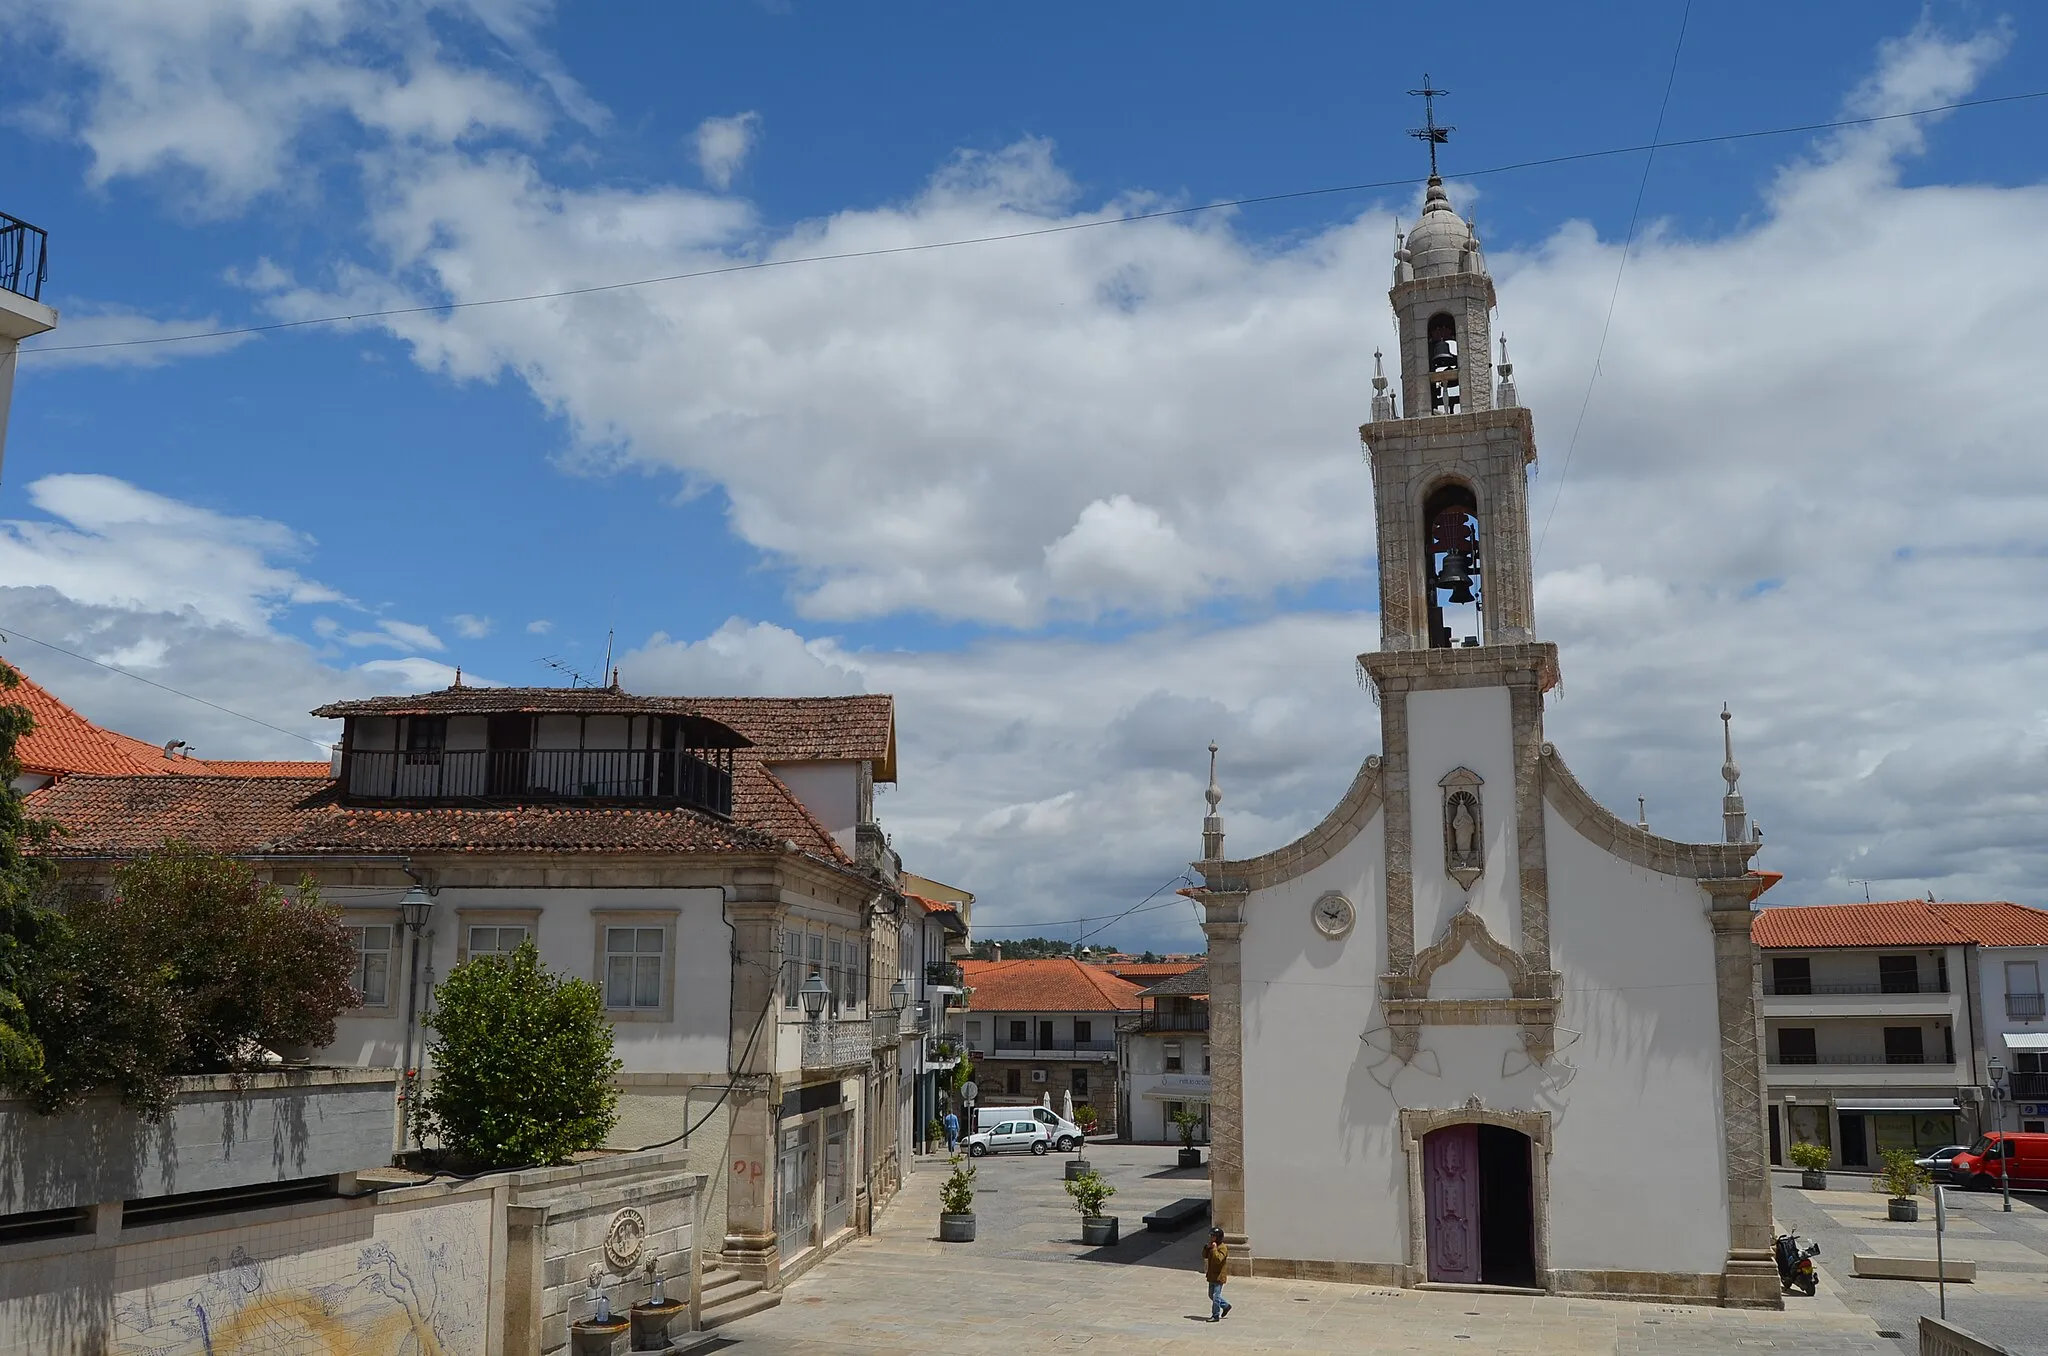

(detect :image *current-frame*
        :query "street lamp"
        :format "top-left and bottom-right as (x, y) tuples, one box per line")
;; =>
(889, 978), (910, 1009)
(397, 885), (434, 1152)
(1987, 1057), (2012, 1213)
(800, 968), (831, 1021)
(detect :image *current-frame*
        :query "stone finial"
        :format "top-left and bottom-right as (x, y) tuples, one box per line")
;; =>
(1201, 740), (1225, 861)
(1393, 219), (1413, 284)
(1371, 348), (1396, 423)
(1637, 795), (1648, 831)
(1495, 333), (1517, 409)
(1720, 704), (1749, 845)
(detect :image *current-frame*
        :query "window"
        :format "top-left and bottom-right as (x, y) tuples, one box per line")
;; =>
(1770, 957), (1811, 995)
(345, 924), (394, 1007)
(1005, 1068), (1021, 1096)
(1879, 954), (1920, 995)
(2008, 961), (2044, 1021)
(828, 938), (844, 1015)
(1883, 1026), (1925, 1065)
(1009, 1020), (1027, 1044)
(1071, 1068), (1088, 1096)
(1776, 1028), (1816, 1064)
(404, 717), (446, 765)
(1038, 1019), (1054, 1048)
(839, 941), (858, 1010)
(966, 1020), (983, 1042)
(466, 925), (527, 958)
(605, 926), (665, 1011)
(1073, 1019), (1092, 1045)
(783, 930), (803, 1009)
(1164, 1040), (1183, 1073)
(1202, 1042), (1211, 1075)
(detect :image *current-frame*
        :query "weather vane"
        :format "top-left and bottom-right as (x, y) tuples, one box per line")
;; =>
(1407, 73), (1454, 177)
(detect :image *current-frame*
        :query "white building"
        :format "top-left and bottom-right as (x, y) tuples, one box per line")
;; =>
(31, 683), (915, 1297)
(1185, 170), (1781, 1305)
(1961, 908), (2048, 1134)
(1118, 966), (1212, 1144)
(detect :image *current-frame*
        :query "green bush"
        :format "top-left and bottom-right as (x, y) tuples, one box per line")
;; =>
(12, 843), (357, 1119)
(1064, 1168), (1115, 1217)
(939, 1153), (976, 1214)
(1171, 1106), (1204, 1149)
(1875, 1148), (1928, 1200)
(0, 663), (57, 1088)
(412, 940), (621, 1168)
(1787, 1141), (1831, 1172)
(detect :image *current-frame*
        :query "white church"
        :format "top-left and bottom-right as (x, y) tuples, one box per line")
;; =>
(1187, 162), (1781, 1306)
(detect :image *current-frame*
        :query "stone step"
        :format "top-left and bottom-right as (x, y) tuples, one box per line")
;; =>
(700, 1267), (746, 1296)
(700, 1283), (780, 1330)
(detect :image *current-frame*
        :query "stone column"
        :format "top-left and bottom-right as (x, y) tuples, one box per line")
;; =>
(1198, 889), (1251, 1262)
(723, 882), (785, 1283)
(1704, 880), (1781, 1309)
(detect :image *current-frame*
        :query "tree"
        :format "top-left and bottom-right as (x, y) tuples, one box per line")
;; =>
(18, 843), (359, 1118)
(412, 940), (622, 1168)
(0, 662), (55, 1088)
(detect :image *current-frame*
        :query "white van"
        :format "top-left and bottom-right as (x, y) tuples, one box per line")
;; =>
(975, 1105), (1085, 1151)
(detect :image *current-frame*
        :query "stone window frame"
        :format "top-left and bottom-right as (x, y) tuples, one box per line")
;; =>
(340, 909), (401, 1014)
(590, 908), (682, 1024)
(455, 906), (542, 965)
(1397, 1102), (1552, 1288)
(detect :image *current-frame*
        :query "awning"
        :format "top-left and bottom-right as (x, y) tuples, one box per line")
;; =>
(1832, 1099), (1960, 1114)
(2002, 1033), (2048, 1052)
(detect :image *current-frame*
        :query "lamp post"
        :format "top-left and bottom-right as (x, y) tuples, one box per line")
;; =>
(397, 885), (434, 1151)
(1988, 1057), (2012, 1213)
(889, 978), (910, 1009)
(800, 968), (831, 1020)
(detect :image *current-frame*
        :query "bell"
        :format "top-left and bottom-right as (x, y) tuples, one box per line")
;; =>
(1436, 548), (1475, 604)
(1429, 338), (1458, 371)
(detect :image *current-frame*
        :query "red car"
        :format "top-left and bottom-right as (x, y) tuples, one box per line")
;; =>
(1949, 1132), (2048, 1190)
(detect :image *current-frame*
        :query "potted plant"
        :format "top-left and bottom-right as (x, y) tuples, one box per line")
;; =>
(1066, 1168), (1118, 1246)
(1171, 1106), (1205, 1169)
(1876, 1148), (1927, 1222)
(927, 1117), (945, 1152)
(1788, 1141), (1830, 1190)
(938, 1153), (977, 1242)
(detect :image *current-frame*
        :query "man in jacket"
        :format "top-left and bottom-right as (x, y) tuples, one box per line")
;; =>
(1203, 1227), (1232, 1321)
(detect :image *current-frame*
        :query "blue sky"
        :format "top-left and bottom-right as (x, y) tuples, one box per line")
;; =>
(4, 2), (2047, 948)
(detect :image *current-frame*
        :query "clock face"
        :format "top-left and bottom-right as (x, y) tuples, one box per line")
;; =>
(1312, 892), (1355, 938)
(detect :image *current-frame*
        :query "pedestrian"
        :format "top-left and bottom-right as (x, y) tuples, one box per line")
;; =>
(942, 1109), (959, 1152)
(1203, 1227), (1232, 1321)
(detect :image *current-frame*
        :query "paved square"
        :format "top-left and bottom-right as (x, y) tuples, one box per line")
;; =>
(712, 1143), (1901, 1354)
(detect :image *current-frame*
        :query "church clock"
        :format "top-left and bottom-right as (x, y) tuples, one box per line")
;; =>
(1311, 891), (1355, 938)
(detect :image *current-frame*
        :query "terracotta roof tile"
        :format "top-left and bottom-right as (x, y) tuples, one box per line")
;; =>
(1752, 900), (2048, 949)
(5, 665), (332, 780)
(959, 957), (1144, 1013)
(1135, 965), (1209, 998)
(1096, 962), (1202, 985)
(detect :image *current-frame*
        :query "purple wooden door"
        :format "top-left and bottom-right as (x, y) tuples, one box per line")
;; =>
(1425, 1124), (1482, 1283)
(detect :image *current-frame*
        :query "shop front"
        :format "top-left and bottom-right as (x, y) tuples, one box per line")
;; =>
(775, 1079), (857, 1273)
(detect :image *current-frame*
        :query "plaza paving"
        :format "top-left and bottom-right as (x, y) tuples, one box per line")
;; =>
(711, 1142), (1907, 1354)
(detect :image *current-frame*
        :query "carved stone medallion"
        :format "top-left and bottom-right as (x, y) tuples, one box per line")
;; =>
(1439, 767), (1483, 888)
(603, 1207), (648, 1271)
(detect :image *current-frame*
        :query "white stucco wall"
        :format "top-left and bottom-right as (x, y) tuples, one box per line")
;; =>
(772, 761), (860, 856)
(1237, 767), (1733, 1281)
(329, 886), (733, 1076)
(1406, 687), (1520, 951)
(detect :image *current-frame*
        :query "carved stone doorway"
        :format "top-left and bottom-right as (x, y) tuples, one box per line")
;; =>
(1422, 1124), (1535, 1286)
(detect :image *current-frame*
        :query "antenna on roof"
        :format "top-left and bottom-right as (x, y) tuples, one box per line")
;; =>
(537, 654), (594, 688)
(1849, 878), (1873, 903)
(602, 629), (615, 688)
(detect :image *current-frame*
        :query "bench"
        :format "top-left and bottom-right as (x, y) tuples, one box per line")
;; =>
(1143, 1197), (1210, 1232)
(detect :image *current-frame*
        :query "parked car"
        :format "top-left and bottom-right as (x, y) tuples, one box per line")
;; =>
(1915, 1144), (1969, 1175)
(1949, 1132), (2048, 1190)
(974, 1105), (1086, 1152)
(965, 1118), (1051, 1157)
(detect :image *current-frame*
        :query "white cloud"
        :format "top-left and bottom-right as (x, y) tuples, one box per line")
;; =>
(692, 111), (760, 191)
(525, 618), (553, 634)
(449, 612), (493, 639)
(18, 305), (259, 369)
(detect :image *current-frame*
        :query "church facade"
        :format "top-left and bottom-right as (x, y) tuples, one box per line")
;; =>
(1188, 172), (1781, 1306)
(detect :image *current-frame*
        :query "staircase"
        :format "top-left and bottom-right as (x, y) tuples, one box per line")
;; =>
(699, 1265), (780, 1330)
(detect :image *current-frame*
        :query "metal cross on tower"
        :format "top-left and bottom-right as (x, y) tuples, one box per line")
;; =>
(1407, 74), (1454, 177)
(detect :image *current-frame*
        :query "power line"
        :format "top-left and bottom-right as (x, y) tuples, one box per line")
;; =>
(1535, 0), (1693, 563)
(20, 87), (2047, 361)
(0, 622), (332, 750)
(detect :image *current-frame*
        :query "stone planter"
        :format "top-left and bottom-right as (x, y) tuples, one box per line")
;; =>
(939, 1211), (976, 1242)
(1064, 1158), (1093, 1182)
(569, 1317), (630, 1356)
(1178, 1148), (1203, 1170)
(1887, 1197), (1919, 1222)
(1080, 1215), (1118, 1246)
(1800, 1170), (1827, 1190)
(630, 1299), (686, 1350)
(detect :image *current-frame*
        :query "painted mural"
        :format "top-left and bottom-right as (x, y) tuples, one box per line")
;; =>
(110, 1196), (490, 1356)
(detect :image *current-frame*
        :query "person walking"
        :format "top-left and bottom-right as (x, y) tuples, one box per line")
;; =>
(942, 1109), (959, 1152)
(1203, 1227), (1232, 1321)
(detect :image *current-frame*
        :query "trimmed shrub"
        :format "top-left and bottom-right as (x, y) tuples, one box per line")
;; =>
(1787, 1141), (1831, 1172)
(412, 940), (621, 1168)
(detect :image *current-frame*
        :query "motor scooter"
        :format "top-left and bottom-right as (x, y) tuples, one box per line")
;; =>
(1774, 1232), (1819, 1296)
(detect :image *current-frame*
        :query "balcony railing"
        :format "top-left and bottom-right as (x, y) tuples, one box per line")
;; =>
(343, 746), (734, 815)
(926, 962), (964, 990)
(1763, 981), (1950, 996)
(1769, 1053), (1938, 1066)
(926, 1037), (963, 1065)
(2007, 993), (2046, 1021)
(801, 1018), (873, 1069)
(2011, 1072), (2048, 1100)
(991, 1038), (1116, 1056)
(1139, 1010), (1210, 1032)
(0, 213), (47, 302)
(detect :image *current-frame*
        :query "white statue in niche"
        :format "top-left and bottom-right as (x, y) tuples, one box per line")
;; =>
(1439, 767), (1484, 889)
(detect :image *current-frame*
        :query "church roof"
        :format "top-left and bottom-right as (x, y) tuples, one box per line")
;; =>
(1402, 177), (1476, 280)
(1752, 900), (2048, 950)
